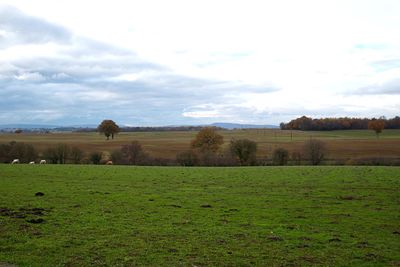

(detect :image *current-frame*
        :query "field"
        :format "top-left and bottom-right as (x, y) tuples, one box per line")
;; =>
(1, 129), (400, 161)
(1, 165), (399, 266)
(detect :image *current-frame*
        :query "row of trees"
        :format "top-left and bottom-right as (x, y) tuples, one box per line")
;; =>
(280, 116), (400, 131)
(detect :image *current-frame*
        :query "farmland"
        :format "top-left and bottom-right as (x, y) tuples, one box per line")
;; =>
(1, 129), (400, 161)
(0, 165), (399, 266)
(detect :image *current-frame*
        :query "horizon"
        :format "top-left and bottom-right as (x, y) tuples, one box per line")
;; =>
(1, 1), (399, 125)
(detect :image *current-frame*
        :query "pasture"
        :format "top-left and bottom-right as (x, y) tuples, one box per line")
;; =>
(0, 165), (399, 266)
(1, 129), (400, 161)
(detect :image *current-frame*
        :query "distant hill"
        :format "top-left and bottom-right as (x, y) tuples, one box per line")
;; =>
(210, 122), (278, 129)
(0, 123), (279, 132)
(0, 124), (60, 129)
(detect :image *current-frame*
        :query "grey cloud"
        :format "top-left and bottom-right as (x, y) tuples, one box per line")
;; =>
(0, 6), (71, 47)
(355, 78), (400, 95)
(371, 59), (400, 71)
(0, 7), (280, 125)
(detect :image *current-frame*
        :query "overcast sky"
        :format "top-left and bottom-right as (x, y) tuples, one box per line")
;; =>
(0, 0), (399, 126)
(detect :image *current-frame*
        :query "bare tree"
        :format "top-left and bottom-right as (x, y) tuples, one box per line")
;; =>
(303, 139), (326, 165)
(121, 141), (145, 165)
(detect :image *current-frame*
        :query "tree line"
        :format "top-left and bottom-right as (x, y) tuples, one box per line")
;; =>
(280, 116), (400, 131)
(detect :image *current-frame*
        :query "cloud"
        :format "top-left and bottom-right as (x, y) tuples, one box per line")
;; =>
(0, 5), (71, 47)
(0, 6), (280, 125)
(354, 78), (400, 95)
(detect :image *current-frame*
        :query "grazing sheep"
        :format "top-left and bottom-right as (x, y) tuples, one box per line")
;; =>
(40, 160), (46, 164)
(105, 160), (113, 165)
(29, 161), (35, 164)
(11, 159), (20, 164)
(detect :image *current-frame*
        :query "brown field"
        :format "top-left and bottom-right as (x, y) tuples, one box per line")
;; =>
(1, 129), (400, 161)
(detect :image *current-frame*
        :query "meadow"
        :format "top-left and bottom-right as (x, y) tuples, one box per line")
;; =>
(1, 129), (400, 161)
(0, 165), (399, 266)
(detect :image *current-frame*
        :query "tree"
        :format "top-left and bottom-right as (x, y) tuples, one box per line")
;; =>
(368, 119), (385, 138)
(97, 120), (120, 140)
(191, 127), (224, 152)
(303, 139), (326, 165)
(229, 139), (257, 165)
(55, 143), (70, 164)
(121, 141), (145, 165)
(70, 146), (84, 164)
(272, 148), (289, 165)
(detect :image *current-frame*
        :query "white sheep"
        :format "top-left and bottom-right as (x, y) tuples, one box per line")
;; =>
(11, 159), (20, 164)
(29, 161), (35, 164)
(40, 160), (46, 164)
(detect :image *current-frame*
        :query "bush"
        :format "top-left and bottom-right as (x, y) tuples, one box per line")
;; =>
(176, 150), (198, 166)
(229, 139), (257, 166)
(70, 146), (84, 164)
(272, 148), (289, 165)
(90, 152), (102, 164)
(0, 141), (38, 163)
(291, 151), (302, 165)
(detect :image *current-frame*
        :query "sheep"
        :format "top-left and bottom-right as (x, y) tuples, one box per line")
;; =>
(29, 161), (35, 164)
(11, 159), (20, 164)
(40, 160), (46, 164)
(105, 160), (113, 165)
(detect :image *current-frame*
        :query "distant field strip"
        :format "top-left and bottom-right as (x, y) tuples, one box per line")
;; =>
(1, 129), (400, 160)
(0, 165), (399, 266)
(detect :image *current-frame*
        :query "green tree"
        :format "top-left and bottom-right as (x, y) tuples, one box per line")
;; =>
(191, 127), (224, 152)
(229, 139), (257, 165)
(97, 120), (120, 140)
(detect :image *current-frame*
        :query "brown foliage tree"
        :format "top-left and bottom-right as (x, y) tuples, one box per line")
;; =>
(191, 127), (224, 152)
(368, 119), (385, 138)
(97, 120), (120, 140)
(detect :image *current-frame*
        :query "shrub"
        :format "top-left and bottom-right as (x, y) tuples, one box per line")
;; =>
(176, 150), (198, 166)
(90, 152), (102, 165)
(272, 148), (289, 165)
(229, 139), (257, 166)
(70, 146), (84, 164)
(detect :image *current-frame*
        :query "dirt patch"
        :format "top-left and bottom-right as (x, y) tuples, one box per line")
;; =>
(168, 204), (182, 208)
(267, 235), (283, 241)
(27, 218), (44, 224)
(0, 207), (50, 221)
(339, 195), (359, 200)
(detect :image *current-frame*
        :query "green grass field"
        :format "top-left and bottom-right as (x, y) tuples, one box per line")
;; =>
(1, 129), (400, 160)
(1, 165), (399, 266)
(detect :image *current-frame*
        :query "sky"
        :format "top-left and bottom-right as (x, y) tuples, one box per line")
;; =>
(0, 0), (399, 126)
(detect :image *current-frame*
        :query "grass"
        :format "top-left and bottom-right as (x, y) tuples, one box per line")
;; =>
(1, 165), (399, 266)
(0, 129), (400, 160)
